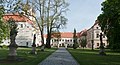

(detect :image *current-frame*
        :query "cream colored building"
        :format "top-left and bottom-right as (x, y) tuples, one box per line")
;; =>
(2, 13), (41, 47)
(86, 20), (108, 49)
(50, 32), (75, 48)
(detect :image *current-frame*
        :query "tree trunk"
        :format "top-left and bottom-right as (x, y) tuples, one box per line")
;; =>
(40, 30), (45, 51)
(46, 29), (51, 48)
(99, 33), (106, 55)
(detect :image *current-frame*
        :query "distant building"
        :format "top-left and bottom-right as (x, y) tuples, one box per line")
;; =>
(49, 32), (81, 47)
(86, 20), (108, 49)
(50, 32), (73, 47)
(2, 13), (41, 47)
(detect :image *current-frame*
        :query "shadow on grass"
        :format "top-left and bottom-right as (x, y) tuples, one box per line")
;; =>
(0, 48), (57, 65)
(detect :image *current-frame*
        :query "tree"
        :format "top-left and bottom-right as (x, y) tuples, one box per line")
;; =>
(19, 0), (68, 49)
(80, 38), (87, 49)
(0, 2), (9, 44)
(45, 0), (69, 48)
(17, 0), (47, 51)
(97, 0), (120, 50)
(73, 28), (78, 49)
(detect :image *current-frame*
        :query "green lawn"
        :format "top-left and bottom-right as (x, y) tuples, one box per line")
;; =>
(0, 47), (57, 65)
(68, 48), (120, 65)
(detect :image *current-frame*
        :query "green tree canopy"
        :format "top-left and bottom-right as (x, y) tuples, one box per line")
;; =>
(0, 5), (9, 43)
(97, 0), (120, 50)
(73, 28), (78, 49)
(80, 38), (87, 49)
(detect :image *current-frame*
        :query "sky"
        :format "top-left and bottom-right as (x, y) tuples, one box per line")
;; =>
(60, 0), (105, 32)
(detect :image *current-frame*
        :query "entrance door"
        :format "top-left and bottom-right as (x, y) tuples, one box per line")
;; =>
(62, 43), (64, 47)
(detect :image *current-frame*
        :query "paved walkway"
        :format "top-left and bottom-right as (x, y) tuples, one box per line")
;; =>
(38, 47), (80, 65)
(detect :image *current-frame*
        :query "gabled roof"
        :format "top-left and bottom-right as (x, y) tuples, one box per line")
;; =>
(87, 20), (99, 31)
(77, 29), (87, 37)
(3, 13), (33, 24)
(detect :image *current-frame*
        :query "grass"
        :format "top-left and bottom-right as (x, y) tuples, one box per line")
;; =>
(68, 48), (120, 65)
(0, 47), (57, 65)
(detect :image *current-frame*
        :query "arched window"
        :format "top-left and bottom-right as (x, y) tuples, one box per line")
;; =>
(96, 34), (99, 38)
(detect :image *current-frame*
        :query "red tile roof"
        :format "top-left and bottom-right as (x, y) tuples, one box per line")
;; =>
(45, 32), (81, 38)
(79, 29), (87, 36)
(3, 13), (33, 24)
(60, 32), (73, 38)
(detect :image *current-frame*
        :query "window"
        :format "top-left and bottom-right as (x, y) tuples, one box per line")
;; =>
(97, 43), (99, 46)
(68, 40), (69, 42)
(70, 39), (72, 42)
(96, 27), (99, 29)
(103, 34), (105, 38)
(65, 40), (67, 42)
(21, 24), (23, 28)
(59, 39), (61, 41)
(68, 44), (69, 46)
(54, 39), (56, 42)
(96, 34), (99, 38)
(103, 43), (105, 46)
(27, 26), (29, 28)
(52, 40), (54, 42)
(62, 39), (64, 42)
(79, 40), (81, 42)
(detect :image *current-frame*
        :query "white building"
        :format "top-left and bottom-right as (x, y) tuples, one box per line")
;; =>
(87, 20), (108, 49)
(50, 32), (75, 48)
(2, 13), (41, 47)
(46, 32), (83, 48)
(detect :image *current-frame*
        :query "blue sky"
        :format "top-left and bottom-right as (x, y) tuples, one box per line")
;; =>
(61, 0), (104, 32)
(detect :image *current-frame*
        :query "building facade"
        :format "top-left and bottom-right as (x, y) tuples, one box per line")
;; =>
(86, 20), (108, 49)
(2, 13), (41, 47)
(50, 32), (76, 48)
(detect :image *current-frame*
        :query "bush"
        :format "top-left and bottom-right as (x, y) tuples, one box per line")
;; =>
(2, 45), (8, 48)
(73, 43), (79, 49)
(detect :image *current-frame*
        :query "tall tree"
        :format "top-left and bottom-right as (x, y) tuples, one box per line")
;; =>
(20, 0), (69, 49)
(97, 0), (120, 50)
(73, 28), (78, 49)
(80, 38), (87, 49)
(0, 0), (18, 43)
(45, 0), (69, 48)
(0, 2), (9, 44)
(18, 0), (47, 51)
